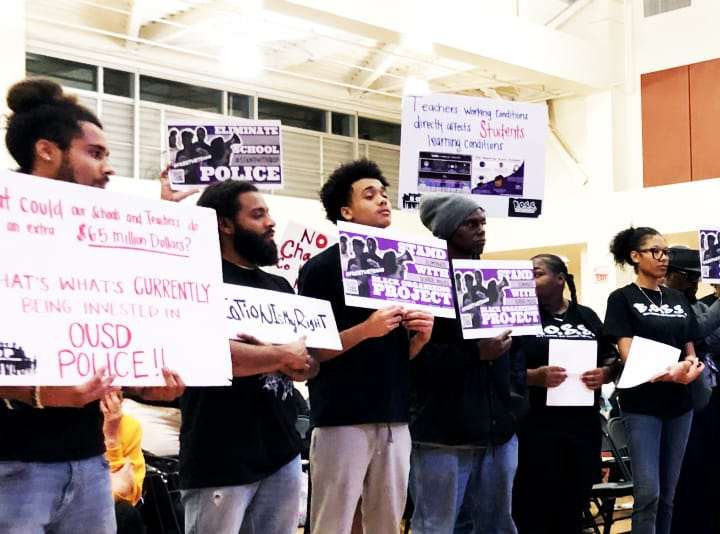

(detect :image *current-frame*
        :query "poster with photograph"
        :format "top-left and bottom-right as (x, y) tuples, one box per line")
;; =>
(337, 221), (455, 318)
(399, 93), (547, 218)
(0, 170), (231, 386)
(699, 228), (720, 283)
(165, 120), (283, 190)
(452, 259), (541, 338)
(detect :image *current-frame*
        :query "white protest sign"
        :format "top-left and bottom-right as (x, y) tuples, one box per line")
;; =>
(224, 283), (341, 350)
(267, 221), (336, 288)
(0, 170), (231, 386)
(399, 93), (547, 218)
(452, 259), (542, 338)
(546, 339), (596, 407)
(165, 119), (283, 191)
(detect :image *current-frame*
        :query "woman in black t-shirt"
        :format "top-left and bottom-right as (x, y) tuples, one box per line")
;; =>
(512, 254), (619, 534)
(604, 227), (704, 534)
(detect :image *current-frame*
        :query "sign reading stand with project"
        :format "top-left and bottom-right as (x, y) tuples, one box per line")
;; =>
(337, 221), (455, 318)
(165, 119), (283, 191)
(399, 93), (547, 218)
(452, 259), (542, 338)
(0, 170), (231, 386)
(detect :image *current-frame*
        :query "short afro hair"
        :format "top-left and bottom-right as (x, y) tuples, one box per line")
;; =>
(320, 159), (388, 224)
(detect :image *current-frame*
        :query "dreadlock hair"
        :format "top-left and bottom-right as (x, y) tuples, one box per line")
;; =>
(532, 253), (578, 305)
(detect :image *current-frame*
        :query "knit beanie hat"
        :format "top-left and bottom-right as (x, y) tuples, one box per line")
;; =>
(419, 193), (483, 240)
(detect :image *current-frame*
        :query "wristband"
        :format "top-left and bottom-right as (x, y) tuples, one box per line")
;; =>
(33, 385), (45, 409)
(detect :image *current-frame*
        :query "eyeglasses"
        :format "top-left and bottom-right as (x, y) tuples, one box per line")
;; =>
(636, 247), (670, 260)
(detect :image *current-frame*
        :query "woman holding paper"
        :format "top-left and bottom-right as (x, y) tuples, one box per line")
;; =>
(512, 254), (619, 534)
(604, 226), (704, 534)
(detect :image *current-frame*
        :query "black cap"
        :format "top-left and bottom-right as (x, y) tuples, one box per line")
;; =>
(668, 246), (701, 276)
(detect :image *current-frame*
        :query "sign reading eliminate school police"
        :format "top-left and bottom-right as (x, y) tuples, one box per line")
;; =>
(0, 170), (231, 386)
(224, 284), (341, 350)
(165, 119), (283, 191)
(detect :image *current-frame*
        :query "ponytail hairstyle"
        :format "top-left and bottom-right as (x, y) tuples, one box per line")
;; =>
(5, 78), (102, 173)
(609, 226), (660, 273)
(532, 253), (577, 305)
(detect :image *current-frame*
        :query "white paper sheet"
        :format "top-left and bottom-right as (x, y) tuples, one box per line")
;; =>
(617, 336), (681, 389)
(546, 339), (597, 407)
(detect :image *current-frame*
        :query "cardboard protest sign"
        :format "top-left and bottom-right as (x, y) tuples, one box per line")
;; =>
(399, 94), (547, 218)
(452, 259), (541, 338)
(337, 221), (455, 318)
(699, 228), (720, 283)
(267, 221), (336, 288)
(165, 120), (283, 190)
(0, 171), (231, 386)
(224, 284), (341, 350)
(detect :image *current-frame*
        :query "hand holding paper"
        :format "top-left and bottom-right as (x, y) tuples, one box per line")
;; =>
(41, 367), (118, 408)
(363, 306), (404, 338)
(277, 337), (312, 373)
(477, 330), (513, 361)
(652, 357), (704, 385)
(546, 339), (596, 407)
(581, 367), (606, 390)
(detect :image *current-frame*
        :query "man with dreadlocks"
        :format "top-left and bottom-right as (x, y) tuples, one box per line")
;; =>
(511, 254), (621, 534)
(409, 193), (528, 534)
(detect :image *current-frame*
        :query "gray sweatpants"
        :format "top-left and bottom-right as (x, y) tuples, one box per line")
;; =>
(309, 423), (411, 534)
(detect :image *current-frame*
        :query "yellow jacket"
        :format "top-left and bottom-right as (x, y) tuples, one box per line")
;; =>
(105, 414), (146, 505)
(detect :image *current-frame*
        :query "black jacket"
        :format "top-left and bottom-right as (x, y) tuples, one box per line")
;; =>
(410, 315), (528, 447)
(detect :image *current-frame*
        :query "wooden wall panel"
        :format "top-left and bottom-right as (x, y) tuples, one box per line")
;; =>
(689, 58), (720, 181)
(641, 66), (691, 187)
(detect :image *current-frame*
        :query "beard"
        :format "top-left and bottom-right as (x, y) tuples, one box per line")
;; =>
(56, 154), (76, 184)
(232, 223), (278, 267)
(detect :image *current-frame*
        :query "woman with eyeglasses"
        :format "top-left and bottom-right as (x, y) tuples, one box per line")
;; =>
(604, 226), (704, 534)
(512, 254), (619, 534)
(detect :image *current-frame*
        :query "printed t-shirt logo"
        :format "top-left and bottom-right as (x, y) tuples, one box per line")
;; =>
(632, 302), (687, 318)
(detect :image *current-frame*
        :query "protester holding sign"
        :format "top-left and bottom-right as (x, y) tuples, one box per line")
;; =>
(409, 193), (526, 534)
(604, 227), (704, 534)
(298, 159), (434, 534)
(181, 179), (316, 534)
(0, 78), (184, 534)
(512, 254), (619, 534)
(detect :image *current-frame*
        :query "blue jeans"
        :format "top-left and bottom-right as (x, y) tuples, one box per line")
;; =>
(409, 435), (518, 534)
(0, 455), (115, 534)
(622, 411), (693, 534)
(181, 454), (301, 534)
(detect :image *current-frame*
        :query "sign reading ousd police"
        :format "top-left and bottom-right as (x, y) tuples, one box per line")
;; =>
(165, 119), (283, 191)
(398, 93), (547, 218)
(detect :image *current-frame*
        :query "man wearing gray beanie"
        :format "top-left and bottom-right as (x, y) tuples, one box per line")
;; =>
(410, 193), (526, 534)
(419, 193), (485, 242)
